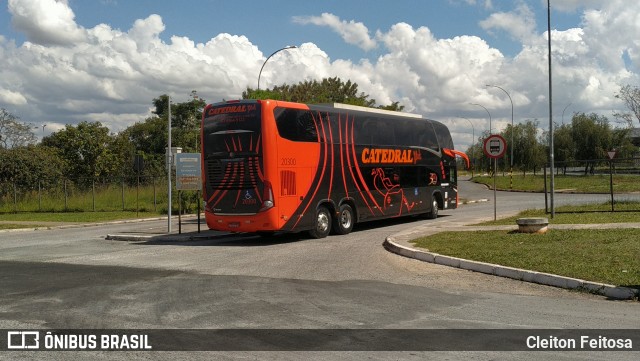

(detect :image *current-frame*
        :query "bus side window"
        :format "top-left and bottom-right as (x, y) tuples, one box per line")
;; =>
(432, 122), (455, 150)
(395, 120), (416, 147)
(419, 122), (439, 150)
(373, 119), (394, 146)
(356, 119), (375, 145)
(275, 108), (318, 142)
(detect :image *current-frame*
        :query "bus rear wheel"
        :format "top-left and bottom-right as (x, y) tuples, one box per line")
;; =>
(332, 204), (354, 235)
(426, 198), (439, 219)
(308, 206), (332, 239)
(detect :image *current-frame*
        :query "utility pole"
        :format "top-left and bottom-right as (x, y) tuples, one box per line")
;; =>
(547, 0), (555, 218)
(167, 95), (172, 232)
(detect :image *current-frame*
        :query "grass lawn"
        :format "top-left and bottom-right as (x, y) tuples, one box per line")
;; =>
(411, 229), (640, 287)
(0, 211), (163, 226)
(478, 202), (640, 225)
(413, 202), (640, 287)
(0, 224), (47, 230)
(472, 174), (640, 193)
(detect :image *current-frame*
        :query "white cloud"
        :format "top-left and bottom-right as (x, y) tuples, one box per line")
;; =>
(479, 2), (536, 43)
(0, 88), (27, 105)
(551, 0), (604, 13)
(0, 0), (639, 152)
(8, 0), (86, 46)
(293, 13), (377, 51)
(0, 1), (268, 132)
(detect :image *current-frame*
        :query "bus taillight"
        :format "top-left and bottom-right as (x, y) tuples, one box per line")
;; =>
(260, 180), (275, 212)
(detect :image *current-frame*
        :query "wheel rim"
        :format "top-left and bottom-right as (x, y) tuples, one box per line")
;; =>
(433, 200), (438, 215)
(317, 212), (330, 233)
(340, 210), (352, 229)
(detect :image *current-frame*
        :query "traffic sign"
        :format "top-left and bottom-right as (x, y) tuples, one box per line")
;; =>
(607, 150), (617, 160)
(483, 134), (507, 159)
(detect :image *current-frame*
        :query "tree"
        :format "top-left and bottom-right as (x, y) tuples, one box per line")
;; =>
(553, 123), (576, 174)
(242, 77), (401, 109)
(519, 120), (546, 172)
(570, 113), (613, 174)
(120, 93), (208, 176)
(611, 128), (635, 159)
(153, 91), (207, 129)
(499, 120), (545, 173)
(42, 121), (119, 185)
(378, 101), (405, 112)
(614, 84), (640, 128)
(0, 145), (66, 192)
(0, 108), (37, 149)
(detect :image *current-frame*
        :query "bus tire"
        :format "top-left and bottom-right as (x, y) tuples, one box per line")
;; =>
(332, 204), (354, 235)
(308, 206), (332, 239)
(426, 198), (439, 219)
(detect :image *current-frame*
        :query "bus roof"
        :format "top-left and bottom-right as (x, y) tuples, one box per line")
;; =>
(323, 103), (423, 119)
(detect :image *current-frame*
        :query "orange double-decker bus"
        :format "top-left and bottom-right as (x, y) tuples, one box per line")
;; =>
(201, 99), (469, 238)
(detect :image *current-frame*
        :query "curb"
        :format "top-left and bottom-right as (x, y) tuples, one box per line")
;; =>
(105, 233), (209, 242)
(383, 236), (639, 301)
(105, 231), (237, 242)
(463, 198), (490, 204)
(0, 215), (199, 234)
(106, 234), (159, 242)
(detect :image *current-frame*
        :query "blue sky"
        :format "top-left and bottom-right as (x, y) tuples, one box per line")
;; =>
(1, 0), (582, 60)
(1, 0), (638, 150)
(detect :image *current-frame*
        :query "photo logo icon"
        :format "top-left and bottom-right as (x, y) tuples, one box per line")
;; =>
(7, 331), (40, 349)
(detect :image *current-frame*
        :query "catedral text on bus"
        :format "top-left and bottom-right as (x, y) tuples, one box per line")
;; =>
(200, 100), (469, 238)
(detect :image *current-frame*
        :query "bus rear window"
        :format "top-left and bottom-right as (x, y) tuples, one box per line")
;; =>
(203, 102), (261, 154)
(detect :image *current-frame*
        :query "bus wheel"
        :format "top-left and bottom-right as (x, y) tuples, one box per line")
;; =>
(426, 198), (439, 219)
(332, 204), (354, 235)
(309, 206), (332, 239)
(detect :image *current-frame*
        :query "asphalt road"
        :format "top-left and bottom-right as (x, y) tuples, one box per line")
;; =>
(0, 180), (638, 360)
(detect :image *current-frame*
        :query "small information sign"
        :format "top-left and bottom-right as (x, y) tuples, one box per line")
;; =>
(176, 153), (202, 191)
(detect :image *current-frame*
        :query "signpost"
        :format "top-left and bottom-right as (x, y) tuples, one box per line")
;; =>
(483, 135), (507, 221)
(176, 153), (202, 233)
(133, 155), (144, 217)
(607, 150), (617, 212)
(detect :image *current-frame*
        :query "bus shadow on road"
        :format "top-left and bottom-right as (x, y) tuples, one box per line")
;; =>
(136, 214), (449, 247)
(350, 214), (451, 233)
(138, 231), (308, 247)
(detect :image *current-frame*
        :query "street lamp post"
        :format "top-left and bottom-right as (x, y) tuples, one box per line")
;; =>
(457, 117), (475, 178)
(167, 96), (172, 232)
(486, 84), (514, 188)
(547, 0), (555, 218)
(561, 102), (572, 125)
(470, 103), (492, 134)
(257, 46), (297, 90)
(470, 103), (493, 177)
